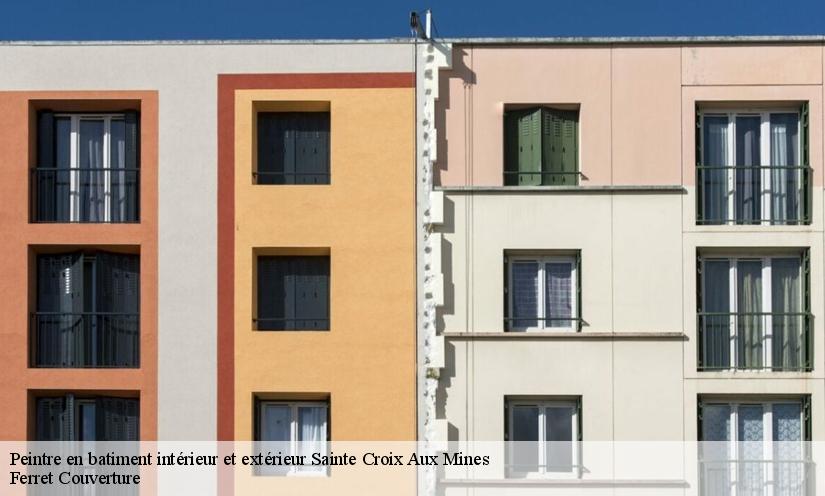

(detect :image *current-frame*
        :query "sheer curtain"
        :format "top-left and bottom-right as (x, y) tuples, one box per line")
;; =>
(545, 263), (572, 328)
(703, 261), (731, 369)
(512, 262), (539, 330)
(298, 406), (326, 473)
(703, 116), (730, 222)
(738, 406), (765, 494)
(737, 261), (763, 369)
(79, 120), (105, 222)
(771, 114), (800, 223)
(700, 405), (731, 494)
(772, 259), (801, 369)
(110, 120), (127, 222)
(773, 403), (804, 494)
(735, 116), (761, 223)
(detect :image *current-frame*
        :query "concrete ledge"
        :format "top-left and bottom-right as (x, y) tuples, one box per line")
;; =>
(435, 185), (686, 194)
(440, 478), (689, 488)
(442, 331), (687, 340)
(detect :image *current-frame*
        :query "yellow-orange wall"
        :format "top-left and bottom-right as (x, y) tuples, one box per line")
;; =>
(231, 86), (416, 441)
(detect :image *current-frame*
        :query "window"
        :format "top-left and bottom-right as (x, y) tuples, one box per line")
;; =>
(256, 400), (328, 476)
(697, 107), (810, 225)
(256, 112), (330, 184)
(506, 398), (580, 477)
(505, 253), (579, 331)
(256, 256), (330, 331)
(33, 251), (140, 368)
(504, 107), (579, 186)
(699, 398), (810, 496)
(35, 394), (139, 441)
(33, 111), (140, 223)
(697, 253), (811, 371)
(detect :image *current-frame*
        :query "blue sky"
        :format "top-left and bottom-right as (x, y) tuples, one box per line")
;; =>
(1, 0), (824, 41)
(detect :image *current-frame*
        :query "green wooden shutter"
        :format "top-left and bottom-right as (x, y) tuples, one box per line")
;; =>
(576, 251), (582, 331)
(803, 395), (812, 442)
(697, 400), (704, 442)
(518, 109), (542, 186)
(543, 109), (579, 186)
(504, 111), (520, 186)
(503, 399), (509, 441)
(803, 249), (812, 370)
(576, 398), (583, 442)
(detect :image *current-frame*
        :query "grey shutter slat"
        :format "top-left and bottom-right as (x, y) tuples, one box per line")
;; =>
(98, 397), (139, 441)
(36, 111), (55, 221)
(294, 256), (329, 329)
(37, 111), (54, 168)
(36, 397), (65, 441)
(63, 394), (75, 441)
(295, 113), (330, 184)
(96, 252), (140, 366)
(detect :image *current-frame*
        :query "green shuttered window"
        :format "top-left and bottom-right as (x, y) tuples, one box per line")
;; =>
(504, 107), (579, 186)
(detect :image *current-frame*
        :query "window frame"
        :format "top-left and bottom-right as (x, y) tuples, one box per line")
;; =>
(699, 253), (804, 370)
(507, 255), (578, 332)
(254, 111), (331, 185)
(255, 254), (331, 332)
(256, 400), (329, 477)
(506, 398), (580, 479)
(699, 108), (802, 225)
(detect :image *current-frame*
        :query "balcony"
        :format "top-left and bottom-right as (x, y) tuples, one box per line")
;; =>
(697, 312), (812, 371)
(30, 312), (139, 368)
(31, 168), (140, 223)
(696, 165), (811, 225)
(700, 459), (813, 496)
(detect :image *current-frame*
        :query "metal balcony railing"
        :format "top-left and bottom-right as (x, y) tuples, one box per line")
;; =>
(696, 165), (811, 225)
(31, 312), (139, 368)
(697, 312), (812, 371)
(252, 171), (330, 185)
(700, 459), (814, 496)
(254, 317), (329, 331)
(31, 167), (140, 223)
(503, 170), (582, 186)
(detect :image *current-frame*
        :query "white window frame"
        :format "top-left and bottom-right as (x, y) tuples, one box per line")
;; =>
(507, 255), (577, 332)
(700, 254), (803, 370)
(257, 400), (329, 477)
(55, 113), (125, 223)
(700, 109), (802, 225)
(701, 399), (807, 496)
(507, 399), (580, 479)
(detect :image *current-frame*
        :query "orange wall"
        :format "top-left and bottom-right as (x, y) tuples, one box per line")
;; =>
(218, 74), (416, 443)
(0, 91), (158, 440)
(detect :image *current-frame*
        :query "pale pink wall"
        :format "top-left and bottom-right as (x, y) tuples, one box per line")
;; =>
(436, 44), (824, 188)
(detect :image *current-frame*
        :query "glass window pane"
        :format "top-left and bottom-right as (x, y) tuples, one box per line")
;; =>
(770, 113), (801, 223)
(511, 406), (539, 473)
(511, 262), (539, 329)
(772, 258), (802, 369)
(260, 404), (291, 442)
(702, 116), (730, 222)
(79, 120), (104, 169)
(110, 119), (126, 169)
(78, 402), (96, 442)
(545, 262), (572, 329)
(702, 260), (731, 369)
(737, 261), (764, 369)
(545, 405), (574, 473)
(735, 116), (761, 223)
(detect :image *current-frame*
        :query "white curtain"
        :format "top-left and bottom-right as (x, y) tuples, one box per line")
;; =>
(79, 120), (105, 222)
(771, 114), (800, 223)
(110, 119), (127, 222)
(298, 406), (326, 473)
(772, 258), (802, 369)
(703, 261), (731, 369)
(545, 263), (572, 328)
(735, 116), (761, 223)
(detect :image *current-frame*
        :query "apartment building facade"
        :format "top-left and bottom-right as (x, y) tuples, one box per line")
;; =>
(418, 39), (825, 495)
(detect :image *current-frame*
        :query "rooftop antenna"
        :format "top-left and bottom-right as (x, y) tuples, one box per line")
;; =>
(409, 9), (432, 40)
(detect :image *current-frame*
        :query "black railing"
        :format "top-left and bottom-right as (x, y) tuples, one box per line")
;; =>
(254, 317), (329, 331)
(31, 168), (140, 223)
(696, 165), (811, 225)
(697, 312), (812, 371)
(253, 171), (330, 185)
(700, 459), (813, 496)
(505, 317), (581, 331)
(503, 171), (581, 186)
(31, 312), (139, 368)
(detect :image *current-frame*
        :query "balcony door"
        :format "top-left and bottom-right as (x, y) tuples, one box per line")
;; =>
(699, 256), (804, 370)
(700, 110), (801, 224)
(35, 111), (139, 223)
(701, 401), (808, 496)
